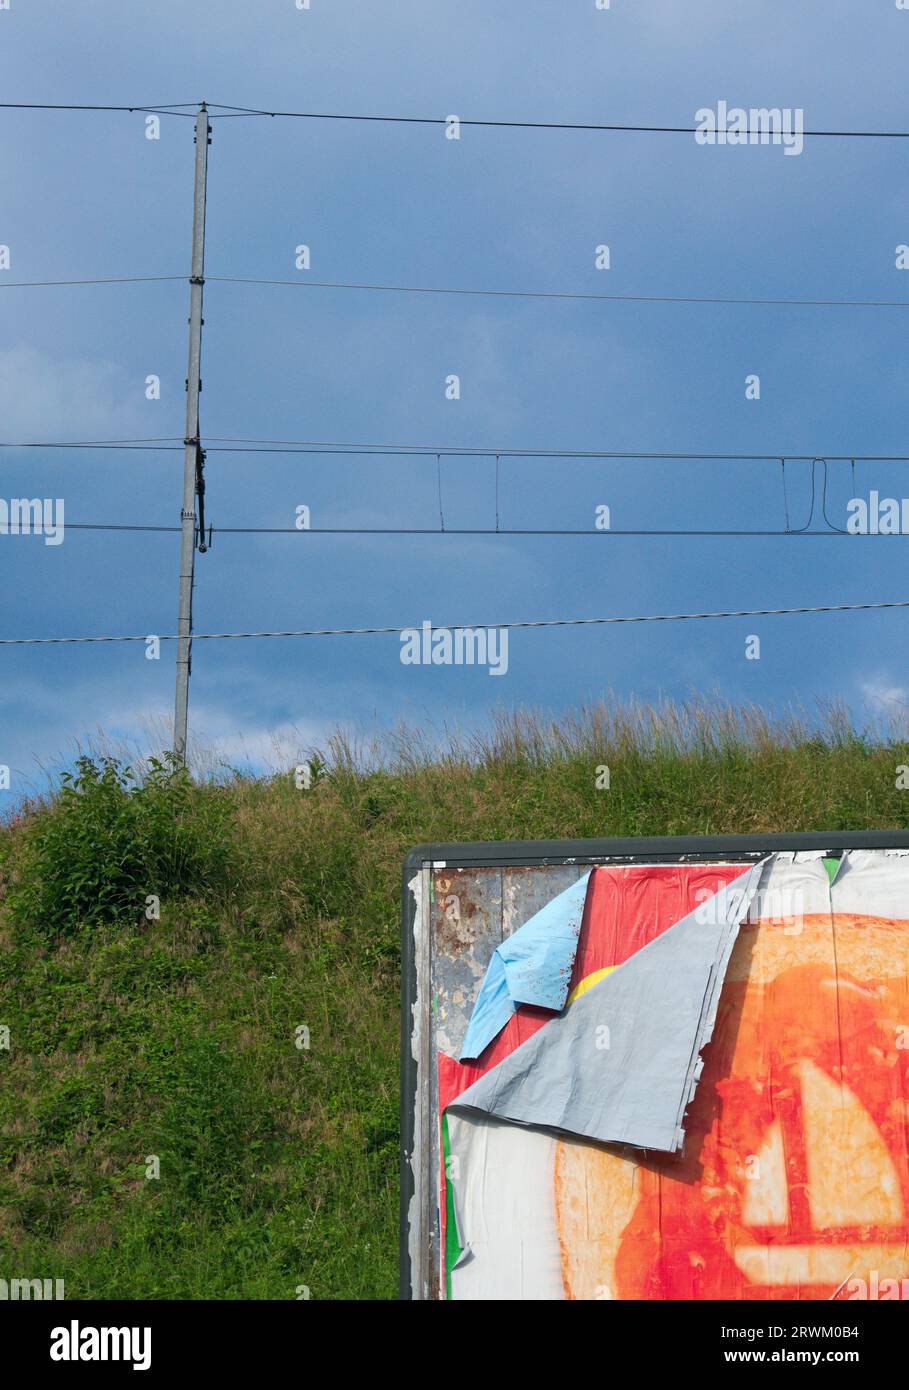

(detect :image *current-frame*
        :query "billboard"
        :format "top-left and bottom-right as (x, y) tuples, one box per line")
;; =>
(400, 834), (909, 1301)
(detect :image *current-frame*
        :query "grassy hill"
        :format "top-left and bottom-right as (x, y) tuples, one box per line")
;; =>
(2, 700), (908, 1299)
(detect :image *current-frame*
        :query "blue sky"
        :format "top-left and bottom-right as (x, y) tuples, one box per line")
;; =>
(2, 0), (909, 797)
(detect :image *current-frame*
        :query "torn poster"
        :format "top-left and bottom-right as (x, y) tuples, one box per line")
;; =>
(436, 852), (909, 1299)
(452, 860), (766, 1151)
(459, 871), (591, 1060)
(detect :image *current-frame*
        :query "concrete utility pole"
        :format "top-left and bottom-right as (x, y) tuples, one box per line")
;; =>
(174, 103), (210, 761)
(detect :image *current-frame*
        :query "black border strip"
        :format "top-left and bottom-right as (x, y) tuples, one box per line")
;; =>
(404, 829), (909, 871)
(398, 829), (909, 1298)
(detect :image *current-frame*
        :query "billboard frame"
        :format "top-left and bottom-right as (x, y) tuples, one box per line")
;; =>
(399, 828), (909, 1299)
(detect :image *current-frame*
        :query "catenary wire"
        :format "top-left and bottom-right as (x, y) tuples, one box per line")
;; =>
(3, 101), (908, 138)
(2, 599), (908, 646)
(2, 439), (908, 463)
(0, 101), (198, 116)
(4, 274), (907, 310)
(52, 524), (901, 538)
(0, 276), (186, 289)
(201, 106), (909, 138)
(206, 276), (909, 310)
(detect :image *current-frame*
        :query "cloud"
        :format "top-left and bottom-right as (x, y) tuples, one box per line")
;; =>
(183, 705), (332, 773)
(0, 677), (334, 802)
(0, 346), (142, 441)
(859, 678), (909, 713)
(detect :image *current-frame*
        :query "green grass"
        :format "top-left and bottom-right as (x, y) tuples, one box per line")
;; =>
(1, 699), (909, 1298)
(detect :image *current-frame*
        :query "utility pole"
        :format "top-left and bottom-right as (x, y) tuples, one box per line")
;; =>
(174, 102), (210, 761)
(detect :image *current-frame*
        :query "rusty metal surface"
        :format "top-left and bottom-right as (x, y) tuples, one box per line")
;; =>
(429, 865), (504, 1295)
(431, 867), (588, 1049)
(502, 864), (586, 937)
(431, 867), (503, 1058)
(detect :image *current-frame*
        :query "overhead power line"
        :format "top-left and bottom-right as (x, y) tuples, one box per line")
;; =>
(55, 523), (909, 539)
(0, 276), (185, 289)
(200, 440), (909, 463)
(2, 100), (908, 139)
(0, 101), (199, 116)
(206, 277), (909, 310)
(0, 438), (183, 450)
(1, 438), (906, 463)
(3, 599), (908, 646)
(21, 459), (880, 539)
(4, 274), (907, 310)
(202, 106), (909, 139)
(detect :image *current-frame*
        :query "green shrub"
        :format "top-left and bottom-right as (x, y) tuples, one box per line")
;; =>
(6, 754), (235, 936)
(149, 1032), (276, 1220)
